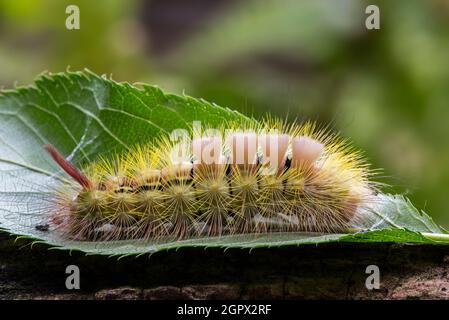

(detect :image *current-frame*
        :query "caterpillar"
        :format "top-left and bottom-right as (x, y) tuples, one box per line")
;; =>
(44, 118), (377, 242)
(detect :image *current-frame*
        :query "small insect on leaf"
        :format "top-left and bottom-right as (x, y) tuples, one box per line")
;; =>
(0, 70), (447, 256)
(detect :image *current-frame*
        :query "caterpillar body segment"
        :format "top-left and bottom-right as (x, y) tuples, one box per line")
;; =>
(46, 119), (377, 242)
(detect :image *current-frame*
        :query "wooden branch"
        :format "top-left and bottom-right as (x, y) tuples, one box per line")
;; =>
(1, 232), (449, 300)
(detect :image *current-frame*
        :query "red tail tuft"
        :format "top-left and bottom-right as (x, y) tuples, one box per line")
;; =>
(44, 144), (92, 189)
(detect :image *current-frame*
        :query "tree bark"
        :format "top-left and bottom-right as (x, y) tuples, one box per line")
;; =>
(1, 232), (449, 300)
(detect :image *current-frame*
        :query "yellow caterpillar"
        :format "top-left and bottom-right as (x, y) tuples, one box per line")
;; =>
(45, 118), (377, 242)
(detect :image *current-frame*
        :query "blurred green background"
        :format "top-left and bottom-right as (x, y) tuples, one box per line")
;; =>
(0, 0), (448, 226)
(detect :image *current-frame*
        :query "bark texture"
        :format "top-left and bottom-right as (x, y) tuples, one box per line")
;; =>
(1, 233), (449, 300)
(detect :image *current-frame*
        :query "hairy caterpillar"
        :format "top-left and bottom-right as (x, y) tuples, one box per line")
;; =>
(44, 118), (377, 242)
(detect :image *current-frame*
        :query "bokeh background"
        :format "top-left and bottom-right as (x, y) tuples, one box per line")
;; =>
(0, 0), (448, 226)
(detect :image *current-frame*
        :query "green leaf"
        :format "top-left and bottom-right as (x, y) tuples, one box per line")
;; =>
(358, 193), (445, 234)
(0, 70), (447, 256)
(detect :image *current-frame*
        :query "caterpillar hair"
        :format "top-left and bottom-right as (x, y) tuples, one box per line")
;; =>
(45, 118), (378, 242)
